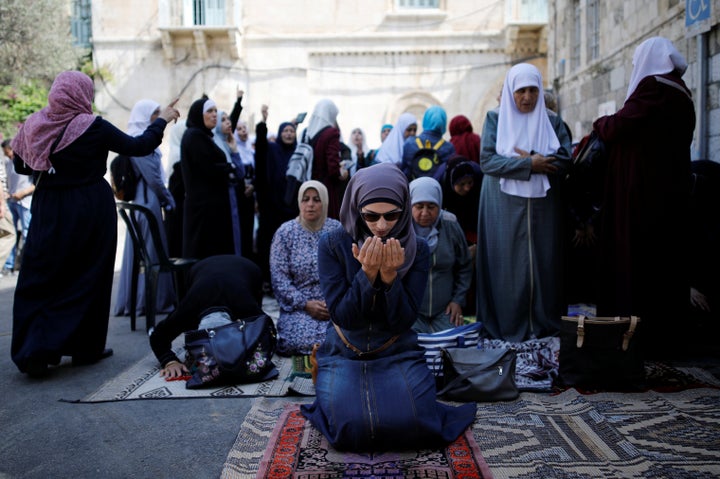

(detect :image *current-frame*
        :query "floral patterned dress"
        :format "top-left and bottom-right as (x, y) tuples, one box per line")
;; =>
(270, 217), (341, 355)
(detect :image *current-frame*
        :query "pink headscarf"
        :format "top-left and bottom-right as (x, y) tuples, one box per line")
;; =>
(11, 71), (97, 171)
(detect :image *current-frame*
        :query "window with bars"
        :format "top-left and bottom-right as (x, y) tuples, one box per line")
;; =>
(587, 0), (599, 61)
(570, 0), (581, 71)
(396, 0), (440, 8)
(71, 0), (92, 48)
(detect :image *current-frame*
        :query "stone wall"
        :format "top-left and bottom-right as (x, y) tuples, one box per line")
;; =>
(91, 0), (532, 170)
(548, 0), (719, 162)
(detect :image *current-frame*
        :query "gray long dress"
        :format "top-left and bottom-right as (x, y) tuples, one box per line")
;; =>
(476, 108), (572, 341)
(113, 151), (177, 316)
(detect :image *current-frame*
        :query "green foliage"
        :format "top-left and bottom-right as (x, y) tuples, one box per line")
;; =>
(80, 56), (113, 84)
(0, 82), (49, 140)
(0, 0), (80, 86)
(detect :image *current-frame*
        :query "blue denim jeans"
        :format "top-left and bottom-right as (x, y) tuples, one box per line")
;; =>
(4, 201), (31, 270)
(301, 340), (477, 451)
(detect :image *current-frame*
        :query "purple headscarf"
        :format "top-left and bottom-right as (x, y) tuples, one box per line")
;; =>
(339, 162), (417, 279)
(12, 71), (97, 171)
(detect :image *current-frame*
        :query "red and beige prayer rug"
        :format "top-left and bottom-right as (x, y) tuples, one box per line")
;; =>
(222, 399), (494, 479)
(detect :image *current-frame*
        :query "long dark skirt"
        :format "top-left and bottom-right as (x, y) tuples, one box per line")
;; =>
(11, 181), (116, 371)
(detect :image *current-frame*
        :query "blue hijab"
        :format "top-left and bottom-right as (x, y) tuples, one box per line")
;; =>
(422, 106), (448, 136)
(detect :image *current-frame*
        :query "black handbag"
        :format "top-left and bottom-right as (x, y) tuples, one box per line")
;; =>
(436, 347), (519, 402)
(558, 315), (645, 390)
(184, 313), (278, 389)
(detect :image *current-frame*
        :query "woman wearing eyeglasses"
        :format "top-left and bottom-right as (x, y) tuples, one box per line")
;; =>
(301, 162), (476, 452)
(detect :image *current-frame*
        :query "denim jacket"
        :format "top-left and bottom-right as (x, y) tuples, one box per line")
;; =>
(318, 227), (429, 356)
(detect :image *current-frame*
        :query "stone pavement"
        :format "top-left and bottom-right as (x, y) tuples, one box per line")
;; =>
(0, 255), (265, 478)
(2, 225), (718, 479)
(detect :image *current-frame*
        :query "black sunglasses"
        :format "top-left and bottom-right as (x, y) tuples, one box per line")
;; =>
(360, 209), (403, 223)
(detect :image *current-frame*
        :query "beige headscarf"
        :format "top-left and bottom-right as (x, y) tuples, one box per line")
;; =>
(298, 180), (329, 232)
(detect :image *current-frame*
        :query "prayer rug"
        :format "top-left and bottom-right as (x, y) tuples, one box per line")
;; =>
(74, 348), (315, 402)
(72, 341), (716, 402)
(473, 387), (720, 478)
(221, 398), (494, 479)
(222, 389), (720, 478)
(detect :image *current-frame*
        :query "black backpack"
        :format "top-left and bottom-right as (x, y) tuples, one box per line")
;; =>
(410, 137), (445, 179)
(284, 130), (314, 207)
(110, 154), (138, 201)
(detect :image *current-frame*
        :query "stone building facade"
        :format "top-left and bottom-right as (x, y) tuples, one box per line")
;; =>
(88, 0), (549, 167)
(547, 0), (719, 162)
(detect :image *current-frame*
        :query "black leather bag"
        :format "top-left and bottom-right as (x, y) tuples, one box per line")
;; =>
(558, 315), (645, 390)
(436, 347), (519, 402)
(184, 314), (278, 389)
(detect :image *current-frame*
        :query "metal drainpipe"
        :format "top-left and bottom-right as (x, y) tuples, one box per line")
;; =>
(696, 32), (708, 160)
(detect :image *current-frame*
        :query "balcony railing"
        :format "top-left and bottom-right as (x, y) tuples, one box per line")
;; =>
(159, 0), (239, 27)
(157, 0), (241, 60)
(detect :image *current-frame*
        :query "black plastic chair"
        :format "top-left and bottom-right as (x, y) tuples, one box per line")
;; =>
(116, 201), (197, 331)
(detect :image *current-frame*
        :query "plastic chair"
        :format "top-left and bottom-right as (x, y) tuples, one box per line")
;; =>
(116, 201), (198, 331)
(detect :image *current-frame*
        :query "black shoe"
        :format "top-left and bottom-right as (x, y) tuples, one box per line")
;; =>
(25, 358), (49, 378)
(72, 348), (114, 366)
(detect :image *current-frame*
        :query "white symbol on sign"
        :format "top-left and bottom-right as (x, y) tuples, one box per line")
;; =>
(688, 0), (708, 21)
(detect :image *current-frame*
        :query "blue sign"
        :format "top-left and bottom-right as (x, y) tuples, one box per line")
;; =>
(686, 0), (710, 27)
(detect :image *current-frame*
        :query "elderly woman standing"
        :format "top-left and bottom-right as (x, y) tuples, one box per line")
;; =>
(114, 99), (177, 317)
(10, 71), (179, 376)
(270, 180), (341, 356)
(476, 63), (572, 342)
(301, 163), (476, 452)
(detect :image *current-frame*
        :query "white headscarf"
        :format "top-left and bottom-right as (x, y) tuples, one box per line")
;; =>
(203, 99), (216, 114)
(375, 112), (418, 165)
(127, 99), (161, 156)
(496, 63), (559, 198)
(234, 120), (255, 169)
(127, 99), (160, 136)
(349, 128), (368, 159)
(307, 99), (339, 140)
(212, 110), (234, 164)
(626, 37), (688, 101)
(348, 127), (369, 174)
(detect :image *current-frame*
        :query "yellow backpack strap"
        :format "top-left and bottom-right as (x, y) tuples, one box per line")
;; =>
(415, 137), (423, 149)
(433, 139), (445, 150)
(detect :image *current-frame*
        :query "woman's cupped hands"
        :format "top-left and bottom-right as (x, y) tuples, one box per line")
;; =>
(352, 236), (404, 286)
